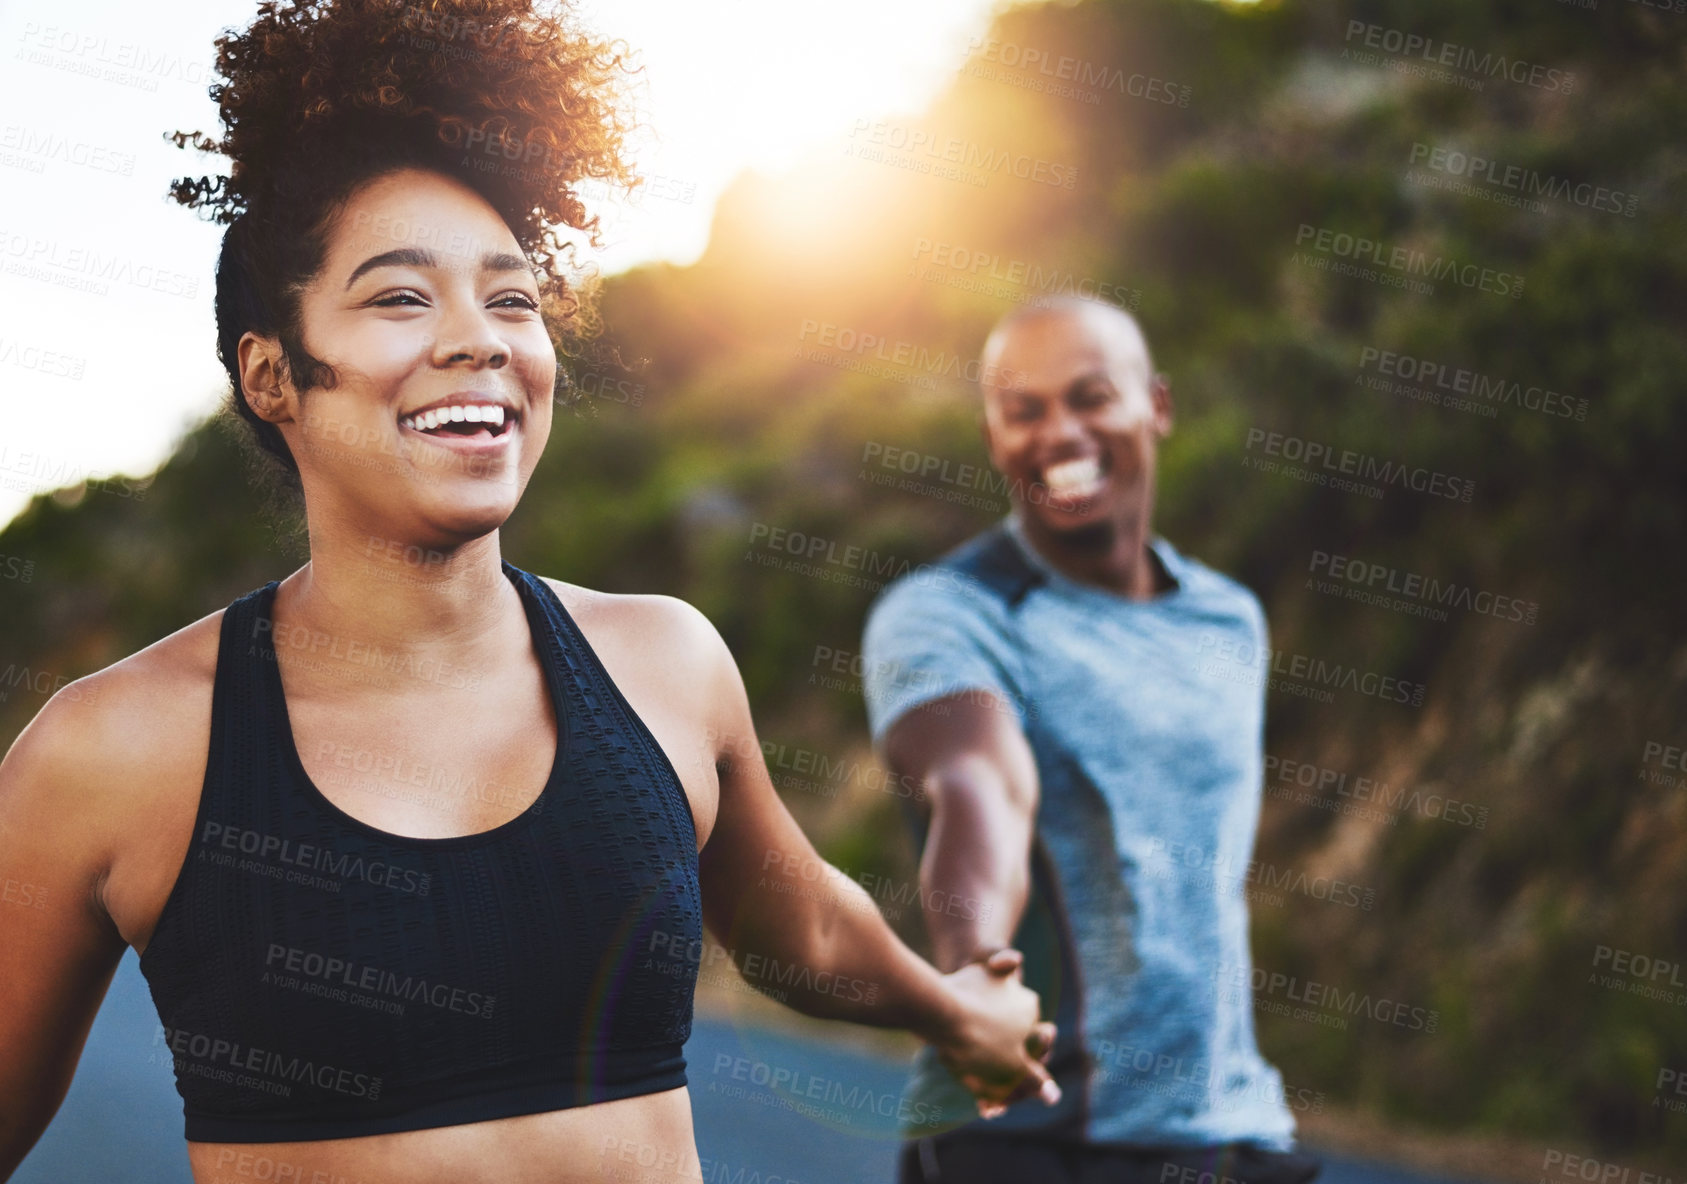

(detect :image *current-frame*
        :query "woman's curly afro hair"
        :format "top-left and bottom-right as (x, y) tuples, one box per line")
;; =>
(168, 0), (637, 485)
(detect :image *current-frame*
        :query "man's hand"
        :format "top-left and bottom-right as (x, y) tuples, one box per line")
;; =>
(931, 947), (1061, 1119)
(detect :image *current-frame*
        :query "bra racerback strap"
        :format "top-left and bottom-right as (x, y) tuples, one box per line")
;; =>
(211, 580), (287, 824)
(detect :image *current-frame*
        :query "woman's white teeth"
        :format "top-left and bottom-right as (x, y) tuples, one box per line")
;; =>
(399, 404), (508, 433)
(1043, 457), (1103, 493)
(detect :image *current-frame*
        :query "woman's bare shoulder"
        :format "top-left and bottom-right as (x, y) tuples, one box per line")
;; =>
(1, 607), (227, 814)
(537, 577), (731, 678)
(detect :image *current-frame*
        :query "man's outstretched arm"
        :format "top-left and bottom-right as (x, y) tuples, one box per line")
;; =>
(880, 691), (1041, 974)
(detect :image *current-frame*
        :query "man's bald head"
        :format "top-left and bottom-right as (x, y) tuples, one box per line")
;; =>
(980, 297), (1154, 396)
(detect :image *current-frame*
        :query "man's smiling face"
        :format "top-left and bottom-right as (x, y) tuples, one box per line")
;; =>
(979, 301), (1171, 544)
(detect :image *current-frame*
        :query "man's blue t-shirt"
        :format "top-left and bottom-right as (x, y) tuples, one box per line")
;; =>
(860, 512), (1299, 1149)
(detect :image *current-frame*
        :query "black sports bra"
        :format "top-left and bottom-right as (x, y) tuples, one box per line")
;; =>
(137, 561), (704, 1142)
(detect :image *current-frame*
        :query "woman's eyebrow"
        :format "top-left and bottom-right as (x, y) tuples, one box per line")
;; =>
(481, 251), (529, 276)
(345, 247), (435, 289)
(344, 248), (532, 289)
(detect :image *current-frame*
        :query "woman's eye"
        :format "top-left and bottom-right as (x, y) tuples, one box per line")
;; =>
(492, 293), (540, 311)
(371, 290), (426, 307)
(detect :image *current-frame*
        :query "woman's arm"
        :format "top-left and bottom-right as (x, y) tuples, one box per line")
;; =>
(677, 606), (1059, 1113)
(0, 681), (133, 1180)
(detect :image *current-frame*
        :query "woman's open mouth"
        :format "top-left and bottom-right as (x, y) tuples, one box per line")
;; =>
(397, 402), (518, 451)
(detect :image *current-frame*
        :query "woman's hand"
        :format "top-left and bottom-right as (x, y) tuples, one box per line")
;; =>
(932, 948), (1061, 1119)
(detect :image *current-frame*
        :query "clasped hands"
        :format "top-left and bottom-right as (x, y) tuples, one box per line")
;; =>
(931, 947), (1061, 1120)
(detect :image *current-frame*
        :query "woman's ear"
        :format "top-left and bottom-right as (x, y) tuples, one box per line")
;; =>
(237, 332), (291, 423)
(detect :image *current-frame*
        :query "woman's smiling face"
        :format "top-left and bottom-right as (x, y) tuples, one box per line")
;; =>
(254, 167), (557, 546)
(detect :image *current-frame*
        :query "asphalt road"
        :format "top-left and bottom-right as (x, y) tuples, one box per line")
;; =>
(13, 951), (1485, 1184)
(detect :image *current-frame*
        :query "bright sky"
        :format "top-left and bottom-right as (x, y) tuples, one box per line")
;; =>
(0, 0), (1011, 529)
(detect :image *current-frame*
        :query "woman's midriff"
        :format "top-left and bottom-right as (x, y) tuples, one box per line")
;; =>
(186, 1087), (700, 1184)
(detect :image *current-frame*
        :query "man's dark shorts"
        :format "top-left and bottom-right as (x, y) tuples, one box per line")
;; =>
(897, 1134), (1323, 1184)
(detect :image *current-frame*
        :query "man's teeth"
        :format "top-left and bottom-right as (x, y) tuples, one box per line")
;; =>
(399, 404), (508, 432)
(1042, 457), (1103, 494)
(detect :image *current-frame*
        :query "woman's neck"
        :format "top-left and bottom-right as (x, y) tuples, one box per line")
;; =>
(272, 528), (526, 694)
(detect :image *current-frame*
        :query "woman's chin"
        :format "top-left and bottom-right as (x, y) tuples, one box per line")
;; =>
(408, 491), (521, 540)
